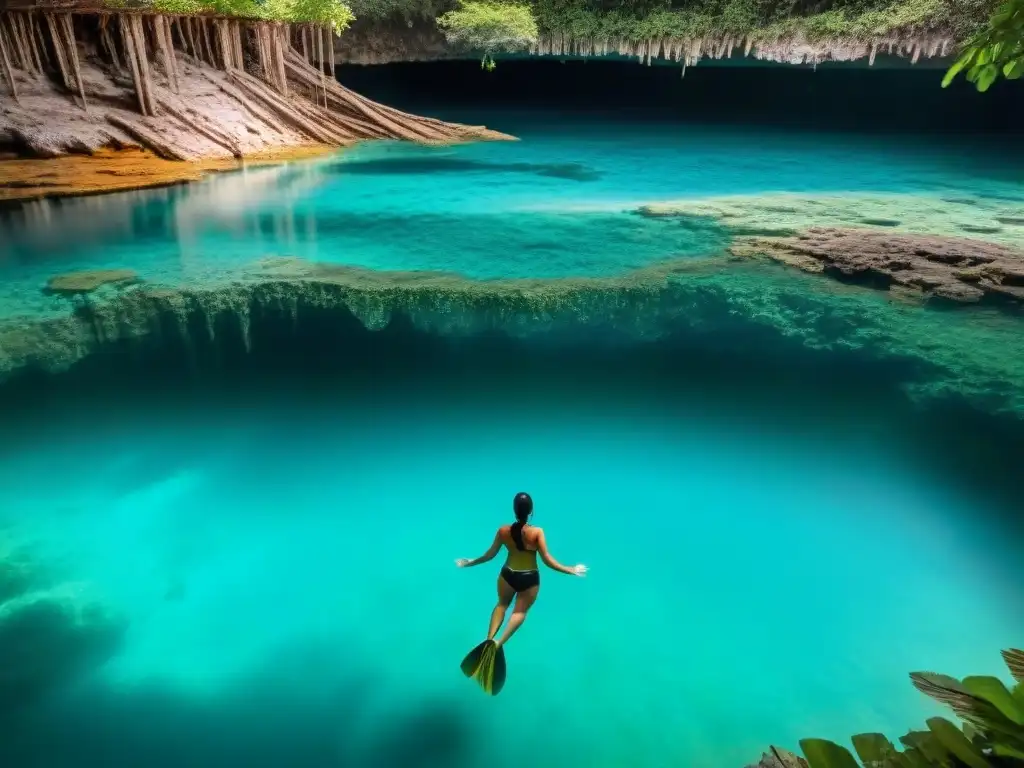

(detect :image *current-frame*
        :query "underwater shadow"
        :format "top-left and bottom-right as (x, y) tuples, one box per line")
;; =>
(330, 155), (602, 182)
(0, 637), (479, 768)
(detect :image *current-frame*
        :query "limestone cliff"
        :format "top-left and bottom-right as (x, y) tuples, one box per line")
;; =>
(333, 15), (965, 69)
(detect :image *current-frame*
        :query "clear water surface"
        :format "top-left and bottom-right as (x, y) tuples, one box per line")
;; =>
(0, 111), (1022, 768)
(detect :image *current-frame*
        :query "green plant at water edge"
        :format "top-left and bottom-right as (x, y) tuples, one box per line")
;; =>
(943, 0), (1024, 91)
(436, 0), (538, 68)
(761, 648), (1024, 768)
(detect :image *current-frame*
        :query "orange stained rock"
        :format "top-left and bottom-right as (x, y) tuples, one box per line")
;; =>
(0, 144), (337, 203)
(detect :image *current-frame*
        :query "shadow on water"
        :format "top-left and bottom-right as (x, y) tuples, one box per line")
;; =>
(0, 638), (477, 768)
(329, 155), (602, 182)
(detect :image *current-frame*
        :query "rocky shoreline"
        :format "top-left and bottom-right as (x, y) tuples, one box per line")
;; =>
(640, 193), (1024, 307)
(0, 7), (514, 199)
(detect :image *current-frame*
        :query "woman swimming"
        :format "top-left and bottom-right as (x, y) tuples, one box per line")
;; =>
(455, 491), (588, 695)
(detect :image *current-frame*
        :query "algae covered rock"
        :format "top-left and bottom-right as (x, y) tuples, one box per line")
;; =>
(43, 269), (141, 298)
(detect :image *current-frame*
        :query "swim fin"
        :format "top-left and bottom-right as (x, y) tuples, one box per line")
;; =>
(460, 639), (507, 695)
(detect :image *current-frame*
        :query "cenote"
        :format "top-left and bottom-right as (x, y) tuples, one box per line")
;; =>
(0, 55), (1023, 768)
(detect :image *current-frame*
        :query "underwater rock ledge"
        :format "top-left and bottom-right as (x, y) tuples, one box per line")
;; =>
(3, 256), (1024, 415)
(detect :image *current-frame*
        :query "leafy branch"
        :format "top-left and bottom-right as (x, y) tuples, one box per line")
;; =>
(943, 0), (1024, 91)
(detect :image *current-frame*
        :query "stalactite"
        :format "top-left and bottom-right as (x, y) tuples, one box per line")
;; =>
(0, 24), (19, 103)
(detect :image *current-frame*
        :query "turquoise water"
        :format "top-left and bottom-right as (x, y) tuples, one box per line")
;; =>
(2, 116), (1023, 312)
(1, 109), (1024, 767)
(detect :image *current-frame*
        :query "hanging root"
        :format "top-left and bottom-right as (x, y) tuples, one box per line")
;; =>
(0, 21), (19, 104)
(156, 93), (242, 157)
(60, 13), (88, 112)
(106, 112), (189, 160)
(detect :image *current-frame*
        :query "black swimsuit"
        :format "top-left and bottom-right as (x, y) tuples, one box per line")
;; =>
(500, 523), (540, 592)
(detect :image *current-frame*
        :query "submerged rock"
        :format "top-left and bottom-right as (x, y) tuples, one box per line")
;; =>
(0, 580), (125, 712)
(44, 269), (141, 297)
(730, 228), (1024, 305)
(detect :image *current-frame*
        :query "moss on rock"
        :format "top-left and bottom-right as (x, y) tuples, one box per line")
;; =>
(43, 269), (141, 297)
(1, 249), (1023, 415)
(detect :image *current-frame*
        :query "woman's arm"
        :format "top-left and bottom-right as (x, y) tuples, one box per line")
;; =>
(455, 529), (503, 568)
(537, 529), (587, 576)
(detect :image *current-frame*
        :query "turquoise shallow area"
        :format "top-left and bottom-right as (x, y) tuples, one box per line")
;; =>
(2, 114), (1024, 317)
(1, 110), (1024, 767)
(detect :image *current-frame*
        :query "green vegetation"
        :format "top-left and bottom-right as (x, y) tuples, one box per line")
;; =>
(765, 648), (1024, 768)
(437, 0), (538, 67)
(943, 0), (1023, 91)
(347, 0), (994, 48)
(107, 0), (355, 30)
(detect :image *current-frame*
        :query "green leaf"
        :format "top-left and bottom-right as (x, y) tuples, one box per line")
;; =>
(976, 64), (1000, 91)
(900, 731), (951, 767)
(800, 739), (863, 768)
(942, 53), (974, 87)
(852, 733), (903, 768)
(926, 718), (992, 768)
(901, 747), (930, 768)
(962, 676), (1024, 725)
(994, 742), (1024, 760)
(1007, 57), (1024, 81)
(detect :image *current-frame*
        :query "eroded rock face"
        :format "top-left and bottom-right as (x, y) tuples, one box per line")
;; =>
(731, 227), (1024, 304)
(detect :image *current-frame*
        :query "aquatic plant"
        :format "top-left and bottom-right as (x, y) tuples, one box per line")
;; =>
(754, 648), (1024, 768)
(943, 0), (1024, 91)
(437, 0), (539, 68)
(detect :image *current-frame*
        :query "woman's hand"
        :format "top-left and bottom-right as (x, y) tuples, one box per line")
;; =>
(572, 564), (589, 577)
(455, 558), (471, 568)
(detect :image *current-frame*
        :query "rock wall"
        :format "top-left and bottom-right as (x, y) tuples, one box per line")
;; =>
(333, 16), (955, 68)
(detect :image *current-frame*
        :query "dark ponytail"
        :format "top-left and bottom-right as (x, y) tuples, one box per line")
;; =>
(511, 492), (533, 551)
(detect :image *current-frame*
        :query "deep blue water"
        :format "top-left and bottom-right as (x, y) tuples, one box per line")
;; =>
(0, 100), (1023, 768)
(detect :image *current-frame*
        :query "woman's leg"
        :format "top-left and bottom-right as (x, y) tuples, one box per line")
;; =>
(488, 573), (516, 640)
(495, 585), (539, 647)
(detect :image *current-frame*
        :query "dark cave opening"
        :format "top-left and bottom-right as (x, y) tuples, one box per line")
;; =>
(335, 57), (1024, 135)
